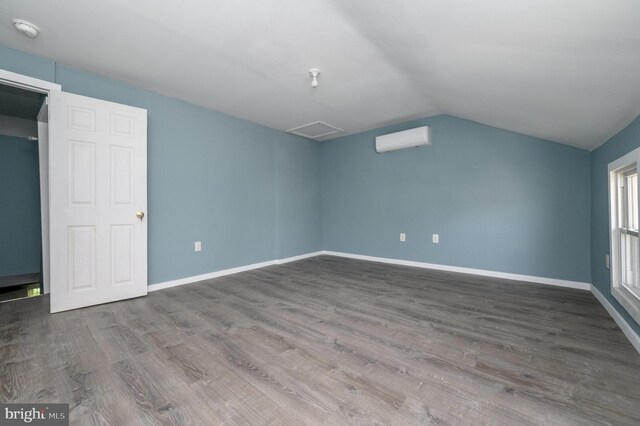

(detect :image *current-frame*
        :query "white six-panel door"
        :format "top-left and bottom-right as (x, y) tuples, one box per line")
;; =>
(49, 91), (147, 313)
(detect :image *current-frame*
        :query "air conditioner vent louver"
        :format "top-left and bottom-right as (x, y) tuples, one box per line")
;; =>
(286, 121), (344, 140)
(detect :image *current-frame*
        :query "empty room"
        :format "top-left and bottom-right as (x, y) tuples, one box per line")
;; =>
(1, 1), (639, 425)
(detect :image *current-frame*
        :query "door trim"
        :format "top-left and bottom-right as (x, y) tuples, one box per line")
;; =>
(37, 102), (50, 294)
(0, 69), (61, 93)
(0, 69), (62, 295)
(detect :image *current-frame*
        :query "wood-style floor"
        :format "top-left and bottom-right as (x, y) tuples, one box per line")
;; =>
(1, 256), (639, 425)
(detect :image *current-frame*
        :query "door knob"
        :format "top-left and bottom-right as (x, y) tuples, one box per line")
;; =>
(136, 211), (145, 221)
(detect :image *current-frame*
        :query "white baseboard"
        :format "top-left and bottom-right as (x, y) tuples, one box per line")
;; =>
(149, 249), (590, 293)
(148, 251), (323, 292)
(322, 251), (591, 291)
(591, 285), (640, 353)
(323, 251), (639, 353)
(275, 251), (323, 265)
(148, 260), (275, 292)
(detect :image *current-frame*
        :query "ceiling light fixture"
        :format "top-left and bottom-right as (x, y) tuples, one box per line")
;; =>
(309, 68), (320, 88)
(12, 19), (40, 38)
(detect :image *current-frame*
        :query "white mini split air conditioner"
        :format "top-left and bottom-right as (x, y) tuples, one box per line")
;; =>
(375, 126), (431, 153)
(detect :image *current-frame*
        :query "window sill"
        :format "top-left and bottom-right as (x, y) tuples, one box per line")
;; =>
(612, 284), (640, 326)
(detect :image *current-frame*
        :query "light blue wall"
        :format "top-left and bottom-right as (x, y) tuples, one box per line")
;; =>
(0, 46), (55, 82)
(0, 44), (322, 285)
(276, 137), (323, 259)
(0, 135), (41, 277)
(321, 115), (591, 283)
(591, 115), (640, 336)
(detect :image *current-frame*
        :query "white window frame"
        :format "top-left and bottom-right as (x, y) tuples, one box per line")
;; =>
(609, 147), (640, 325)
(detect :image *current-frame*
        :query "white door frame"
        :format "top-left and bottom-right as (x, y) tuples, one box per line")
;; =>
(37, 102), (50, 294)
(0, 69), (61, 294)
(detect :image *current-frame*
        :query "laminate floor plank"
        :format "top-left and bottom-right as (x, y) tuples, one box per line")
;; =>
(1, 255), (639, 425)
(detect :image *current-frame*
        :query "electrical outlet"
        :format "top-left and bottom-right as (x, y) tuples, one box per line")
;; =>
(400, 233), (406, 242)
(432, 234), (439, 244)
(605, 254), (610, 270)
(195, 241), (202, 252)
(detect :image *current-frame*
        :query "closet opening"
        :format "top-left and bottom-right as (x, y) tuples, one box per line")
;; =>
(0, 83), (47, 303)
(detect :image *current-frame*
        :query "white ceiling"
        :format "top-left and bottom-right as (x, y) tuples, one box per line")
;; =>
(1, 0), (639, 149)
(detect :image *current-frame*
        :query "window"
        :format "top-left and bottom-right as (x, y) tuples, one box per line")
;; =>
(609, 148), (640, 324)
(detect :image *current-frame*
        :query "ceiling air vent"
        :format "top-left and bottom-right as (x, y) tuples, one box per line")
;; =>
(286, 121), (344, 140)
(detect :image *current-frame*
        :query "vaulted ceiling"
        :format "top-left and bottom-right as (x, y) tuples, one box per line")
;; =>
(1, 0), (638, 149)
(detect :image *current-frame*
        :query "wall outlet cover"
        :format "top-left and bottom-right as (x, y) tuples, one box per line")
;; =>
(432, 234), (439, 244)
(400, 233), (406, 242)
